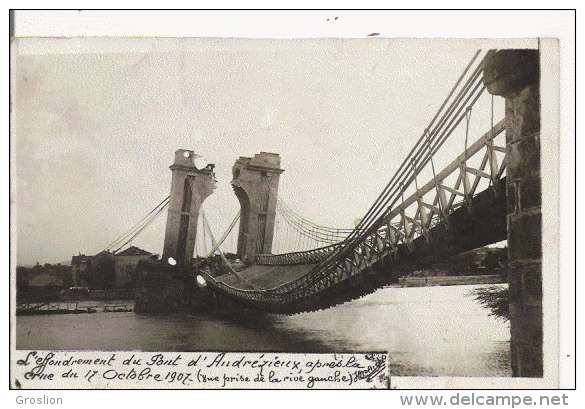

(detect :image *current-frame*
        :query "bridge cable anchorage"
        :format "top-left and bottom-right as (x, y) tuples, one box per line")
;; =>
(102, 195), (170, 253)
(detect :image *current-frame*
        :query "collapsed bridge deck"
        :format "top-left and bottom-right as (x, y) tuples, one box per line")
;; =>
(214, 263), (317, 291)
(206, 176), (507, 314)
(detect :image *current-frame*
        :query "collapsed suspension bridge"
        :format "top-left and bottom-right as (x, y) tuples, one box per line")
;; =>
(201, 49), (510, 314)
(104, 48), (542, 378)
(110, 49), (508, 313)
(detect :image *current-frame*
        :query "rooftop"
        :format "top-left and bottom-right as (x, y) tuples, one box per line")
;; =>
(115, 246), (153, 257)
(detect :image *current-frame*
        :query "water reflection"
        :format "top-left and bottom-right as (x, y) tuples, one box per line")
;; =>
(16, 284), (511, 376)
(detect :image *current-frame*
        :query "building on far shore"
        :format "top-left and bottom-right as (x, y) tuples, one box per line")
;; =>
(71, 251), (115, 288)
(16, 262), (72, 302)
(71, 254), (92, 286)
(70, 247), (153, 289)
(114, 246), (153, 288)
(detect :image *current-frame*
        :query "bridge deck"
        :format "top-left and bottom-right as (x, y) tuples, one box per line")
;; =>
(214, 263), (317, 291)
(204, 177), (507, 313)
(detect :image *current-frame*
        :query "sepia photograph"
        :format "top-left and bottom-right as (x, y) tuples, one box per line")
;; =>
(8, 9), (575, 392)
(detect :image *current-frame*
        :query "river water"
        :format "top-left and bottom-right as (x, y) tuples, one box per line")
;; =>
(16, 284), (511, 377)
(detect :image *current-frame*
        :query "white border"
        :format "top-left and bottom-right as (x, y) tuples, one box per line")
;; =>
(2, 5), (579, 406)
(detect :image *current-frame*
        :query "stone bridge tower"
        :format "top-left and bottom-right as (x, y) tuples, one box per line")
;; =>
(162, 149), (216, 267)
(232, 152), (284, 264)
(484, 50), (542, 377)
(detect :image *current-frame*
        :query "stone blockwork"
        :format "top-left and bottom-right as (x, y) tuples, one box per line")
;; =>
(162, 149), (216, 267)
(134, 260), (217, 314)
(232, 153), (284, 264)
(135, 149), (217, 314)
(484, 49), (542, 377)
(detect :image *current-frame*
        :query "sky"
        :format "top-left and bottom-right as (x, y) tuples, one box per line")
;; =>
(12, 37), (534, 265)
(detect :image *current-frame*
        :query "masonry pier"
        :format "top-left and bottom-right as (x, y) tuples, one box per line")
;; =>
(484, 49), (542, 377)
(134, 149), (217, 313)
(232, 152), (284, 264)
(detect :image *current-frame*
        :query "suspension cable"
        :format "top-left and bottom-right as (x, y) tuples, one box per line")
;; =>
(201, 209), (244, 281)
(276, 203), (348, 244)
(103, 195), (170, 252)
(278, 201), (353, 238)
(204, 211), (240, 258)
(277, 200), (356, 233)
(112, 199), (169, 254)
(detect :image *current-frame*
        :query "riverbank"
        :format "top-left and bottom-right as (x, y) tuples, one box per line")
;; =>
(398, 274), (504, 287)
(16, 300), (134, 316)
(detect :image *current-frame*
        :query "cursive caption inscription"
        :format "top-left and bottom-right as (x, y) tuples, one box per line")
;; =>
(13, 351), (388, 389)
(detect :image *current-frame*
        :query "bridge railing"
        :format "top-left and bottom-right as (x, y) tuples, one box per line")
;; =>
(381, 119), (506, 247)
(255, 242), (342, 265)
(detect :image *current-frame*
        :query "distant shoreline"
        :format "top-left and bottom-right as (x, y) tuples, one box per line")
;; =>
(398, 275), (505, 288)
